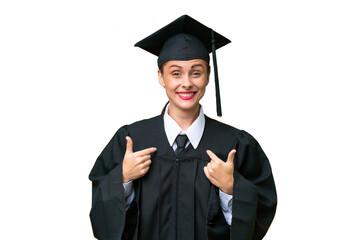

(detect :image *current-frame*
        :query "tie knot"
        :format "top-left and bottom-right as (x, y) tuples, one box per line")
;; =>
(175, 134), (188, 149)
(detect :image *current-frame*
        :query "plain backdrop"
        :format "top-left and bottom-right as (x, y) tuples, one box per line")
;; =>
(1, 0), (359, 239)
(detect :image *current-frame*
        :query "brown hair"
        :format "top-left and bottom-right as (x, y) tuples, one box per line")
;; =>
(161, 101), (170, 114)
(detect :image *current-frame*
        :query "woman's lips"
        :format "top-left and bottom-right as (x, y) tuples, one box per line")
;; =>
(177, 91), (197, 100)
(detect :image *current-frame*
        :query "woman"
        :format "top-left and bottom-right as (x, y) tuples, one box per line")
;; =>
(89, 15), (277, 240)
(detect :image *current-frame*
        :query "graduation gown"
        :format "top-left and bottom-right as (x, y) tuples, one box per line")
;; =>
(89, 115), (277, 240)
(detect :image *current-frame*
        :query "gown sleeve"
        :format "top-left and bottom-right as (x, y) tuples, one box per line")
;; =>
(231, 131), (277, 240)
(88, 126), (129, 240)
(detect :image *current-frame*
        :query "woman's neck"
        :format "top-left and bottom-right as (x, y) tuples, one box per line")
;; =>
(168, 104), (200, 131)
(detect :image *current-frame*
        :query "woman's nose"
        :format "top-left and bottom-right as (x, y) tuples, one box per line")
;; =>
(181, 75), (193, 88)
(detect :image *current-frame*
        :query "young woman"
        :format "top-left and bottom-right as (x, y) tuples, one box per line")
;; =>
(89, 15), (277, 240)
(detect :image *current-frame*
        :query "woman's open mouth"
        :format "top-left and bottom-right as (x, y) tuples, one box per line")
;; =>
(177, 91), (197, 100)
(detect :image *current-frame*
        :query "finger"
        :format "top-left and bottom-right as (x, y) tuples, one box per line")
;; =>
(203, 166), (210, 179)
(206, 162), (214, 174)
(141, 159), (152, 168)
(140, 166), (150, 175)
(204, 166), (219, 186)
(138, 155), (151, 163)
(206, 150), (222, 163)
(126, 136), (133, 153)
(227, 149), (236, 163)
(136, 147), (157, 156)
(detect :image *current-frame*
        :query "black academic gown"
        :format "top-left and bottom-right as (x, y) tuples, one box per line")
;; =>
(89, 115), (277, 240)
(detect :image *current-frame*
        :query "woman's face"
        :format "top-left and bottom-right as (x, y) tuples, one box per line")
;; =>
(158, 59), (209, 115)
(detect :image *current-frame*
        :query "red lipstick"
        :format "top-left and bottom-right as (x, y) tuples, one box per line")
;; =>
(177, 91), (196, 100)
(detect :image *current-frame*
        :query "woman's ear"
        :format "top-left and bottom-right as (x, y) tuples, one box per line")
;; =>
(158, 69), (165, 87)
(206, 65), (211, 86)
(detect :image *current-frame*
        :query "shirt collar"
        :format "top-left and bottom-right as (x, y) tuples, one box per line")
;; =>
(163, 104), (205, 149)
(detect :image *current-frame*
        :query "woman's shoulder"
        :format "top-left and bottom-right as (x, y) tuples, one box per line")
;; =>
(205, 115), (258, 144)
(129, 114), (163, 128)
(117, 114), (161, 128)
(114, 114), (163, 136)
(113, 115), (162, 135)
(205, 115), (243, 134)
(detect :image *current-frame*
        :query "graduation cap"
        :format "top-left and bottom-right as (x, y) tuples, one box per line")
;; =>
(135, 15), (231, 117)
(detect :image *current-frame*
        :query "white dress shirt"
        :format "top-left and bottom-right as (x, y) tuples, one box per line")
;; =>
(123, 104), (233, 225)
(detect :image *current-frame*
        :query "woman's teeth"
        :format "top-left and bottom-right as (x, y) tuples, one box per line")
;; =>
(178, 92), (195, 97)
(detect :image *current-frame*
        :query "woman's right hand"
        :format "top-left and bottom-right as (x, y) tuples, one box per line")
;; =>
(122, 136), (157, 183)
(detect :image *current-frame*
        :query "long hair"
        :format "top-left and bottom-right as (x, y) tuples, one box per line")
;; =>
(161, 101), (169, 114)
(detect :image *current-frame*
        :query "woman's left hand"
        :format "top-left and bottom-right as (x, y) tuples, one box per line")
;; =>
(204, 149), (236, 195)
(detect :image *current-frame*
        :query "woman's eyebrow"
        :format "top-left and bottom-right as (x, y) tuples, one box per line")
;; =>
(168, 64), (182, 69)
(191, 64), (204, 69)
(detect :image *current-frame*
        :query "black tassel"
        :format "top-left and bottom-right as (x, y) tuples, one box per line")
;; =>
(211, 29), (222, 117)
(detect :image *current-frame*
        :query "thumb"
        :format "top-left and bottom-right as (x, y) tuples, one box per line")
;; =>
(227, 149), (236, 163)
(125, 136), (133, 154)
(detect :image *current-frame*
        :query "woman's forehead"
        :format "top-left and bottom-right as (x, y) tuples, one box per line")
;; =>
(163, 59), (207, 68)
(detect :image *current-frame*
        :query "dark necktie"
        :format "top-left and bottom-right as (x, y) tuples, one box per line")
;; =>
(175, 134), (188, 157)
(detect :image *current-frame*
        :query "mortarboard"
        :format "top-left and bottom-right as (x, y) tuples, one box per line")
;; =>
(135, 15), (231, 117)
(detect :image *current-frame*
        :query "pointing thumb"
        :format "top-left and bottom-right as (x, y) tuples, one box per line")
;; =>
(227, 149), (236, 163)
(125, 136), (133, 153)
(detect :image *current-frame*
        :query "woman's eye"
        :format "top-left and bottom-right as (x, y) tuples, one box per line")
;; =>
(172, 72), (181, 77)
(192, 72), (201, 76)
